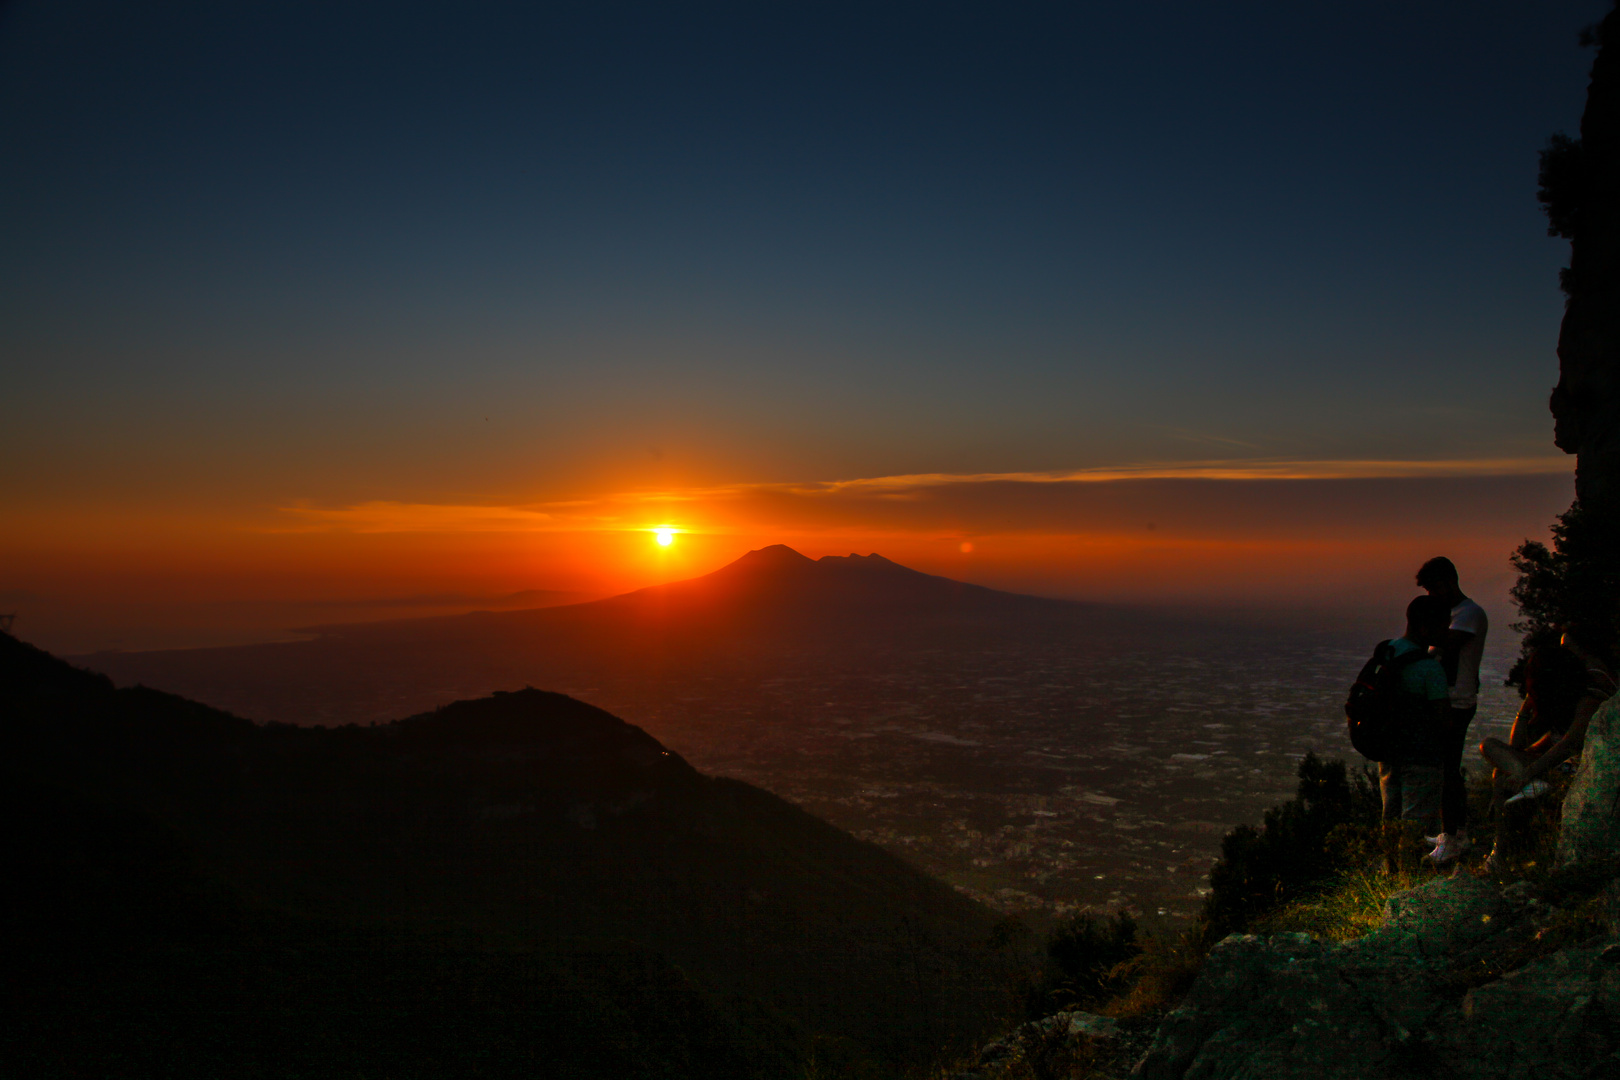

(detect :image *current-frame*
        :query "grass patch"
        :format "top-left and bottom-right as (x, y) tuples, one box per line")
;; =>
(1259, 865), (1422, 941)
(1101, 927), (1207, 1020)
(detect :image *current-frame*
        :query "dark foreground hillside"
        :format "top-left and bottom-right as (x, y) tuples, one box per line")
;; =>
(2, 632), (1010, 1078)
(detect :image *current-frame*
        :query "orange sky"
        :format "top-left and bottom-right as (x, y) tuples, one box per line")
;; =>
(0, 3), (1596, 658)
(1, 460), (1574, 654)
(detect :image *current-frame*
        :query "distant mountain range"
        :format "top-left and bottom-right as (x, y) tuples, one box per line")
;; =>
(301, 544), (1087, 640)
(3, 630), (1008, 1076)
(78, 545), (1097, 726)
(521, 544), (1081, 628)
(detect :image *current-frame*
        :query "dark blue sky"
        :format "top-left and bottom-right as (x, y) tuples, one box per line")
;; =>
(0, 1), (1603, 506)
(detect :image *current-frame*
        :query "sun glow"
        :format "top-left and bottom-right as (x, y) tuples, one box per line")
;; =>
(653, 527), (677, 547)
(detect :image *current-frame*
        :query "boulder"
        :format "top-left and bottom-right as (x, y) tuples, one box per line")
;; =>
(1558, 696), (1620, 868)
(1131, 876), (1617, 1080)
(1428, 941), (1620, 1080)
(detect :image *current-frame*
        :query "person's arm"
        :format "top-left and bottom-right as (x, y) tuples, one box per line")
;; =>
(1506, 696), (1537, 749)
(1519, 691), (1603, 782)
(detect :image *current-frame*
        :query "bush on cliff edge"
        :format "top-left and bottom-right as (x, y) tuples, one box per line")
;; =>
(1199, 753), (1381, 940)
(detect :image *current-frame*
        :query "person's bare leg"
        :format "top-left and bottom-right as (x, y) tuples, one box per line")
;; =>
(1481, 738), (1531, 782)
(1481, 731), (1559, 867)
(1482, 738), (1528, 866)
(1521, 731), (1555, 755)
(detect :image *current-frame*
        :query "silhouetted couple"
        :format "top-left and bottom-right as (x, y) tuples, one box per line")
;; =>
(1378, 557), (1487, 865)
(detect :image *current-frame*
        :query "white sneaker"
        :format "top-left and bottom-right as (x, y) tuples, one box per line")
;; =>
(1505, 780), (1551, 804)
(1427, 833), (1468, 865)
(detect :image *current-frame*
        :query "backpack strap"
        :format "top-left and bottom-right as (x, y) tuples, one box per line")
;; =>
(1376, 640), (1428, 671)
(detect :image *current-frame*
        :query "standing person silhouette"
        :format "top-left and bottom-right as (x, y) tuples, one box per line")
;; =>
(1377, 595), (1453, 836)
(1416, 557), (1487, 864)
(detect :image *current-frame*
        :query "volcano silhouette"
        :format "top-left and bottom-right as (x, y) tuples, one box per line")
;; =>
(76, 546), (1089, 725)
(563, 544), (1076, 631)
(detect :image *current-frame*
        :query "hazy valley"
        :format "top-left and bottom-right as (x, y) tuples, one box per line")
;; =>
(79, 547), (1525, 928)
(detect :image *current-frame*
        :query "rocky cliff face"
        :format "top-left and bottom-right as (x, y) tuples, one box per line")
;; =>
(1560, 696), (1620, 935)
(1550, 5), (1620, 509)
(1132, 877), (1618, 1079)
(1130, 698), (1620, 1080)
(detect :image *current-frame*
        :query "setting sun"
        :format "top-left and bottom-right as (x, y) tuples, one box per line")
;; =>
(654, 527), (676, 547)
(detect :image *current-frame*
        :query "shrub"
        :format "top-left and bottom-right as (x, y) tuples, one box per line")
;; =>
(1507, 500), (1620, 687)
(1199, 753), (1380, 939)
(1030, 909), (1141, 1015)
(1104, 928), (1207, 1020)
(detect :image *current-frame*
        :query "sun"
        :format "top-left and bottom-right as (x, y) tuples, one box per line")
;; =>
(653, 527), (677, 547)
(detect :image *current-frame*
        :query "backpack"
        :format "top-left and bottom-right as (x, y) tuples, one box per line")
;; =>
(1344, 640), (1428, 763)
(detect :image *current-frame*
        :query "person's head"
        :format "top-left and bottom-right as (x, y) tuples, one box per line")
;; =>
(1415, 556), (1462, 602)
(1559, 622), (1617, 668)
(1405, 594), (1451, 646)
(1560, 624), (1587, 656)
(1525, 644), (1585, 730)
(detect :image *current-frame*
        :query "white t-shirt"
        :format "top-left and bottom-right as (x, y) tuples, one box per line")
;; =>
(1449, 597), (1488, 709)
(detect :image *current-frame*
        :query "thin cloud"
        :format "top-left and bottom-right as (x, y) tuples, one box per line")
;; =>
(271, 501), (556, 533)
(620, 456), (1573, 501)
(266, 456), (1572, 536)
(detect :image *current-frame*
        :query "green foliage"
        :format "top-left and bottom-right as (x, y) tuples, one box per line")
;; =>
(1507, 500), (1620, 687)
(1029, 909), (1142, 1015)
(1538, 132), (1586, 244)
(1199, 753), (1381, 939)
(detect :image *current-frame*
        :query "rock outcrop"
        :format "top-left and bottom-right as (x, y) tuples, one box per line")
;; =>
(1560, 697), (1620, 868)
(1133, 694), (1620, 1080)
(1560, 696), (1620, 936)
(1549, 5), (1620, 509)
(1133, 709), (1620, 1080)
(1132, 877), (1619, 1079)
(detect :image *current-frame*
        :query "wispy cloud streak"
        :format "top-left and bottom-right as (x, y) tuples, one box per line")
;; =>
(271, 457), (1572, 536)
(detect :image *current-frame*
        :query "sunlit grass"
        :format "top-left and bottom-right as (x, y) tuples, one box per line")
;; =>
(1258, 865), (1423, 942)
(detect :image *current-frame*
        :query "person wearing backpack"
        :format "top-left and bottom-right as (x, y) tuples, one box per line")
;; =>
(1416, 557), (1489, 865)
(1373, 595), (1454, 831)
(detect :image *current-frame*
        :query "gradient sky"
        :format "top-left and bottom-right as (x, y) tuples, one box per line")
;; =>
(0, 2), (1603, 650)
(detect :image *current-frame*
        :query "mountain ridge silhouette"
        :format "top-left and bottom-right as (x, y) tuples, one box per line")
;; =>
(3, 629), (1006, 1074)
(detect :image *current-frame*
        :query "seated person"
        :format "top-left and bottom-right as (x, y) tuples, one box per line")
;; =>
(1481, 627), (1617, 797)
(1480, 627), (1617, 864)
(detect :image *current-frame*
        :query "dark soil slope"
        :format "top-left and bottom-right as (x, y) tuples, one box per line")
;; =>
(3, 631), (1007, 1077)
